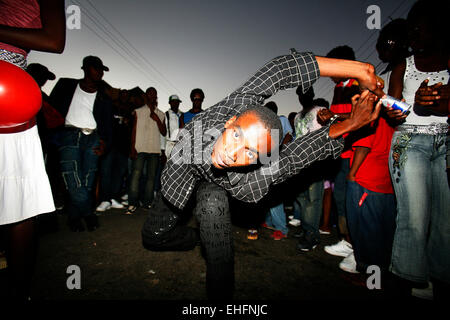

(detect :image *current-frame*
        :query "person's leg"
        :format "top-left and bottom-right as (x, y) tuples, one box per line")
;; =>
(428, 133), (450, 287)
(389, 132), (431, 284)
(194, 182), (234, 300)
(59, 130), (85, 230)
(143, 153), (159, 207)
(110, 152), (129, 200)
(98, 149), (113, 203)
(4, 218), (37, 300)
(268, 203), (288, 235)
(128, 153), (145, 207)
(333, 158), (351, 242)
(320, 183), (333, 233)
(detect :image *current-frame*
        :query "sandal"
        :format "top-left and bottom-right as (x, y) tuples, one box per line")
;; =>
(124, 205), (137, 215)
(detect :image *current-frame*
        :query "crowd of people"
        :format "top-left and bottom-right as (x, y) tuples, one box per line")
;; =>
(0, 0), (448, 301)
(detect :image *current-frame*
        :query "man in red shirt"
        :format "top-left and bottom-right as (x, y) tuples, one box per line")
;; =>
(341, 101), (396, 275)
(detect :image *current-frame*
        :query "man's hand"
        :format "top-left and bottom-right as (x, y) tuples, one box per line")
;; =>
(93, 139), (106, 156)
(358, 66), (385, 98)
(317, 109), (334, 126)
(328, 90), (381, 138)
(150, 111), (160, 122)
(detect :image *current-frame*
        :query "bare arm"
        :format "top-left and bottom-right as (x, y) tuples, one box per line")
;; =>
(0, 0), (66, 53)
(347, 147), (370, 181)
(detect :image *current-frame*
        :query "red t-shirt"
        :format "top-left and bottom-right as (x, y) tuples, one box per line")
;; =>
(350, 117), (394, 194)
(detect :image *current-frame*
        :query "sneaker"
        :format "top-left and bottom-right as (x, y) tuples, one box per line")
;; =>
(319, 228), (331, 235)
(339, 252), (359, 274)
(288, 218), (301, 227)
(121, 194), (128, 201)
(110, 199), (124, 209)
(261, 222), (275, 230)
(411, 282), (433, 300)
(297, 233), (320, 252)
(324, 239), (353, 257)
(247, 229), (258, 240)
(96, 201), (111, 212)
(121, 200), (129, 206)
(270, 230), (287, 240)
(124, 205), (137, 215)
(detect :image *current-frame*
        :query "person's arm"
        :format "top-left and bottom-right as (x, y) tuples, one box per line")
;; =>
(130, 112), (137, 160)
(347, 147), (370, 181)
(0, 0), (66, 53)
(150, 111), (167, 136)
(385, 60), (408, 123)
(315, 56), (383, 97)
(179, 113), (185, 129)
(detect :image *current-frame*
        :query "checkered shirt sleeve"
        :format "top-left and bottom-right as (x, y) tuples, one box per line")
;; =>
(161, 51), (341, 209)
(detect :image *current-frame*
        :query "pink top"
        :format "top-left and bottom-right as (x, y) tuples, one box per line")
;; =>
(0, 0), (42, 57)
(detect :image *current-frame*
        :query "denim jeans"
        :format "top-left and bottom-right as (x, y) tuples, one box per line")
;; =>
(333, 158), (350, 237)
(58, 129), (100, 221)
(295, 179), (324, 238)
(389, 131), (450, 284)
(265, 202), (288, 235)
(98, 148), (128, 201)
(346, 181), (396, 273)
(128, 153), (159, 207)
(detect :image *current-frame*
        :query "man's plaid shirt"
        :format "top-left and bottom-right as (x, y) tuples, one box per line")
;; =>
(161, 51), (344, 210)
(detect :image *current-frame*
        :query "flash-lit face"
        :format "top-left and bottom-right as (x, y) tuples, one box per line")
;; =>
(211, 112), (275, 169)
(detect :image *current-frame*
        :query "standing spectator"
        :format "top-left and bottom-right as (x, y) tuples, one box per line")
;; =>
(96, 89), (133, 212)
(50, 56), (113, 232)
(126, 87), (166, 214)
(0, 0), (65, 299)
(386, 0), (449, 300)
(323, 45), (360, 259)
(293, 87), (330, 251)
(164, 94), (183, 158)
(343, 112), (396, 274)
(180, 88), (204, 128)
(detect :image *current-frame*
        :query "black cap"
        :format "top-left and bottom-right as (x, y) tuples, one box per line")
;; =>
(26, 63), (56, 80)
(82, 56), (109, 71)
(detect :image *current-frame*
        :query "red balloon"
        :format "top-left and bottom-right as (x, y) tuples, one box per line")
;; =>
(0, 60), (42, 128)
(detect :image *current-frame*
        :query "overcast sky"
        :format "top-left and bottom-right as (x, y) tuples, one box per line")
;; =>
(29, 0), (414, 116)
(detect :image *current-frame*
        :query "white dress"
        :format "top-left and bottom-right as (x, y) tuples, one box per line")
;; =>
(0, 53), (55, 225)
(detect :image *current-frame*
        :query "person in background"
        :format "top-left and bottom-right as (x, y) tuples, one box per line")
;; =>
(126, 87), (166, 215)
(180, 88), (204, 128)
(0, 0), (66, 300)
(386, 0), (449, 300)
(164, 94), (183, 158)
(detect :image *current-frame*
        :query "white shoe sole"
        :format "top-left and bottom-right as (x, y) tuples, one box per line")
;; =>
(324, 246), (353, 257)
(339, 264), (359, 274)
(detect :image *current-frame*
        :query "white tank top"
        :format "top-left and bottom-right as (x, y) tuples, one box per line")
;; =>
(402, 55), (449, 126)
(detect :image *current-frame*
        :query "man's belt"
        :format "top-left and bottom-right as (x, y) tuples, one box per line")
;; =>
(64, 125), (97, 135)
(0, 117), (37, 134)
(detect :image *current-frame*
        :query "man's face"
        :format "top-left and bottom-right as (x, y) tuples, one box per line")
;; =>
(146, 89), (158, 109)
(192, 94), (203, 109)
(211, 112), (275, 169)
(169, 100), (180, 112)
(85, 65), (104, 83)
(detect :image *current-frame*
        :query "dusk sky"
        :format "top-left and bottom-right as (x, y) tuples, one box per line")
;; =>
(29, 0), (414, 116)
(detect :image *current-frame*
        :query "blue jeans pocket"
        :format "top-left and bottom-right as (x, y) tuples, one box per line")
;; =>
(60, 160), (80, 190)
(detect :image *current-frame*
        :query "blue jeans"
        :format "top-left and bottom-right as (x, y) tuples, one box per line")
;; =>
(389, 131), (450, 284)
(128, 153), (159, 207)
(295, 179), (324, 238)
(333, 158), (350, 237)
(98, 148), (128, 201)
(58, 129), (100, 221)
(265, 203), (288, 235)
(346, 181), (396, 273)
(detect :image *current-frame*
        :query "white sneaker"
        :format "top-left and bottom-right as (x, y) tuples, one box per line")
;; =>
(411, 282), (433, 300)
(324, 239), (353, 257)
(96, 201), (111, 212)
(110, 199), (124, 209)
(288, 218), (301, 227)
(339, 252), (359, 274)
(121, 194), (128, 201)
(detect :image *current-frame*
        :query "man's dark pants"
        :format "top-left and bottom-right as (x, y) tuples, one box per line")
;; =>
(58, 129), (100, 226)
(142, 182), (234, 300)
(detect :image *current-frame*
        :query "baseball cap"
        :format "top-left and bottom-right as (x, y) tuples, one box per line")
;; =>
(26, 63), (56, 80)
(169, 94), (181, 102)
(82, 56), (109, 71)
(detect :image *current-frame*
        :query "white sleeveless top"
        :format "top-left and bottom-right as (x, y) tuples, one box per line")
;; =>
(402, 55), (449, 126)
